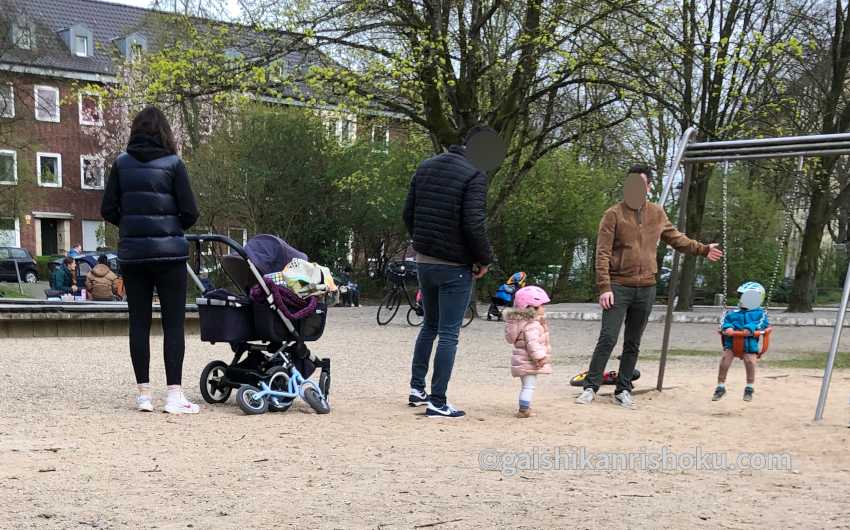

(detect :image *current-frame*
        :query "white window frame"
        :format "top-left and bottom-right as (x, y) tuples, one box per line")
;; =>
(13, 23), (35, 50)
(80, 155), (104, 190)
(371, 123), (390, 152)
(75, 34), (89, 57)
(36, 152), (62, 188)
(81, 219), (105, 251)
(0, 149), (17, 185)
(0, 84), (14, 119)
(0, 217), (21, 247)
(78, 92), (103, 126)
(34, 85), (60, 123)
(227, 227), (248, 246)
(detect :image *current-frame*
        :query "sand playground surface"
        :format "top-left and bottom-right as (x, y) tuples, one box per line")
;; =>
(2, 308), (850, 529)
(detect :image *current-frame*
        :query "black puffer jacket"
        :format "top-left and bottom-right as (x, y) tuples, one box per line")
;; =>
(101, 134), (199, 264)
(403, 146), (493, 265)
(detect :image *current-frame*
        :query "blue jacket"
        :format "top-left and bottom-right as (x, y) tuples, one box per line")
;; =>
(722, 308), (769, 353)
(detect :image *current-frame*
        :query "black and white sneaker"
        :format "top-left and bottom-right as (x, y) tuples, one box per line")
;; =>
(409, 388), (430, 407)
(425, 402), (466, 418)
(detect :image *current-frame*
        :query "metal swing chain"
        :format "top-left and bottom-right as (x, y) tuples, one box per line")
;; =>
(759, 156), (805, 328)
(719, 161), (730, 326)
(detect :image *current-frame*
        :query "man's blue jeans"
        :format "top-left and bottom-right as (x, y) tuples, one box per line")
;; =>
(409, 263), (473, 407)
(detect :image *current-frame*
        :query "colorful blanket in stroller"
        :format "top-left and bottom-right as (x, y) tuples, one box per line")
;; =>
(250, 279), (318, 320)
(264, 259), (337, 298)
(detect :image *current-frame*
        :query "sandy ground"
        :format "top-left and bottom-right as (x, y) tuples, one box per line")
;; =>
(2, 308), (850, 530)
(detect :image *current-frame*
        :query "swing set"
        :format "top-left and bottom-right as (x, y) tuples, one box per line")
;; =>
(656, 127), (850, 421)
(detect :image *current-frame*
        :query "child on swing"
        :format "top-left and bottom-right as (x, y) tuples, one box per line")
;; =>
(712, 282), (769, 402)
(505, 286), (553, 418)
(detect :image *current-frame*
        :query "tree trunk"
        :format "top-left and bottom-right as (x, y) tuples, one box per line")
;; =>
(788, 179), (832, 312)
(675, 164), (710, 310)
(554, 240), (577, 297)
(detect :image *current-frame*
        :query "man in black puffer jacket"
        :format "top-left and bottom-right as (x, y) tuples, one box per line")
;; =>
(403, 125), (495, 418)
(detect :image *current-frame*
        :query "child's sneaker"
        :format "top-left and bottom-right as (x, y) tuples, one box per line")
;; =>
(712, 385), (727, 401)
(408, 388), (429, 407)
(516, 408), (534, 418)
(743, 387), (754, 402)
(164, 390), (200, 414)
(613, 390), (635, 409)
(575, 388), (596, 405)
(425, 402), (465, 418)
(136, 395), (154, 412)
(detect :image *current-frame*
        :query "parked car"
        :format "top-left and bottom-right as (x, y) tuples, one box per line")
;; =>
(48, 252), (120, 288)
(0, 247), (39, 283)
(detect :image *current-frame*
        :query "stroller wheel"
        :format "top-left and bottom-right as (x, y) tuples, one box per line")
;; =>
(200, 360), (232, 404)
(266, 366), (293, 412)
(236, 385), (269, 415)
(303, 386), (331, 414)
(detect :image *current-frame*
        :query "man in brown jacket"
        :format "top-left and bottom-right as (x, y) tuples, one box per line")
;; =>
(85, 255), (119, 301)
(575, 165), (723, 408)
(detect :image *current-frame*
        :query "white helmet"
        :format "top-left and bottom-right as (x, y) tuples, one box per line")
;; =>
(737, 281), (765, 310)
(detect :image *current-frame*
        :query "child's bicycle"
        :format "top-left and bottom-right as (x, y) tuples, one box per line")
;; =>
(236, 349), (330, 415)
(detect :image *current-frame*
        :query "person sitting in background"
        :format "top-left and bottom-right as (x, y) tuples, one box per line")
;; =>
(86, 255), (120, 301)
(338, 265), (360, 307)
(51, 257), (78, 295)
(68, 244), (83, 258)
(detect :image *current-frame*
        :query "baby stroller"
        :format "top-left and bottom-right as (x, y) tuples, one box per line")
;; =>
(188, 234), (331, 415)
(486, 271), (527, 321)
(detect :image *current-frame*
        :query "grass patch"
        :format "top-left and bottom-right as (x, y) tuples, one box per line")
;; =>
(764, 352), (850, 370)
(0, 284), (28, 298)
(642, 349), (717, 359)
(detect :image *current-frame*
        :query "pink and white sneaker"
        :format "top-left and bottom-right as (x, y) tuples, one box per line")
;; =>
(164, 391), (200, 414)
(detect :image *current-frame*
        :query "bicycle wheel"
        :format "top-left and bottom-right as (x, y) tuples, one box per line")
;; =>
(406, 305), (424, 327)
(462, 301), (476, 328)
(377, 289), (402, 325)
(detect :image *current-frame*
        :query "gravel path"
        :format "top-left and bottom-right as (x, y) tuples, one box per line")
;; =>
(2, 308), (849, 529)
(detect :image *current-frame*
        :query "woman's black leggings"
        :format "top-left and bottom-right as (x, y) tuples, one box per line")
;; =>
(123, 261), (188, 386)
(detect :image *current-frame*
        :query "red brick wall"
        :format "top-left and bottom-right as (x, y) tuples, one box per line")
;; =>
(0, 74), (106, 255)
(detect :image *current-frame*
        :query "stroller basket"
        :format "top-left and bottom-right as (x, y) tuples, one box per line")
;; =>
(197, 296), (254, 343)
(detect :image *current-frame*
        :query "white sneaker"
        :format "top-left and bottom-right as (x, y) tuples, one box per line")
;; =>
(136, 395), (154, 412)
(164, 391), (200, 414)
(614, 390), (635, 409)
(575, 388), (596, 405)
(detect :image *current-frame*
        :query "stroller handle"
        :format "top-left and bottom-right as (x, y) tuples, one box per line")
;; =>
(186, 234), (249, 260)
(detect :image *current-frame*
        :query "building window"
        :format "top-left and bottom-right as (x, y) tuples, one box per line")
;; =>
(227, 227), (248, 246)
(130, 42), (144, 61)
(0, 217), (20, 247)
(78, 92), (102, 126)
(0, 84), (14, 118)
(34, 85), (60, 122)
(37, 152), (62, 187)
(80, 156), (104, 189)
(75, 34), (89, 57)
(12, 22), (35, 50)
(371, 123), (390, 151)
(82, 220), (105, 251)
(0, 150), (16, 184)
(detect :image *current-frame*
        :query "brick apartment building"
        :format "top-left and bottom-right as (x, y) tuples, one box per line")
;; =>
(0, 0), (148, 256)
(0, 0), (407, 258)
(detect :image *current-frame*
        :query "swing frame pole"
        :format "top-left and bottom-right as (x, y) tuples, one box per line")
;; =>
(657, 163), (694, 391)
(814, 258), (850, 421)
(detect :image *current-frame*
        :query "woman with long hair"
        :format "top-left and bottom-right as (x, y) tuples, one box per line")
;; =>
(102, 106), (200, 414)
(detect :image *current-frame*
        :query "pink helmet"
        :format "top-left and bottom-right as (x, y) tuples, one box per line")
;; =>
(513, 286), (551, 309)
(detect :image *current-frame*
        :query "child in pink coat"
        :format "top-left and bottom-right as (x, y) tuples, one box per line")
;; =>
(504, 286), (553, 418)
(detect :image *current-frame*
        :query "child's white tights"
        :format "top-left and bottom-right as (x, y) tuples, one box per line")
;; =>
(519, 375), (537, 411)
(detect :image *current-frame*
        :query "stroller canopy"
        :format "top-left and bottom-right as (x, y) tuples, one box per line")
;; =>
(243, 234), (307, 275)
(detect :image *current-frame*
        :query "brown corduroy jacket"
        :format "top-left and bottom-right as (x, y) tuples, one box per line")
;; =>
(596, 202), (709, 293)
